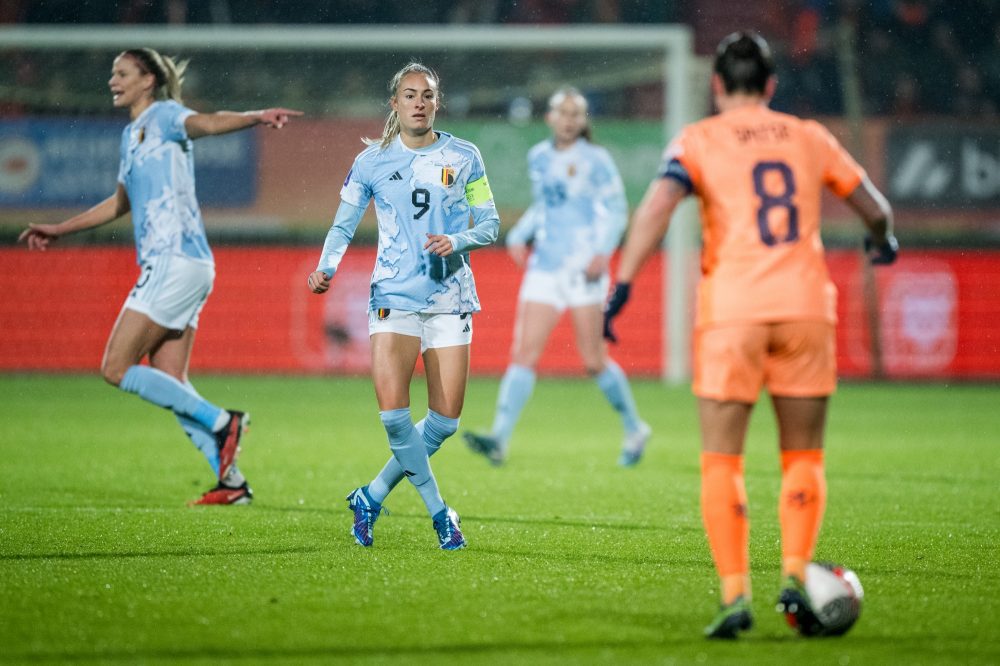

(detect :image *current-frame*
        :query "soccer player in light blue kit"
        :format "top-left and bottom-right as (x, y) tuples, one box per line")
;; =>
(307, 63), (499, 550)
(464, 87), (651, 466)
(19, 48), (301, 505)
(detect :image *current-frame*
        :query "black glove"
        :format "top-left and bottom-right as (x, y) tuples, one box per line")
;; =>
(603, 282), (632, 343)
(864, 233), (899, 266)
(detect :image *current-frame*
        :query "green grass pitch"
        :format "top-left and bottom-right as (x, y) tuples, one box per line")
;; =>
(1, 374), (998, 665)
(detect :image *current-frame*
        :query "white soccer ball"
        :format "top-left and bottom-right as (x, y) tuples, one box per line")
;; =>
(805, 562), (864, 636)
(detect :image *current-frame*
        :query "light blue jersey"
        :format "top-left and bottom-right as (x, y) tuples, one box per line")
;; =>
(117, 100), (213, 265)
(506, 138), (627, 272)
(317, 131), (500, 314)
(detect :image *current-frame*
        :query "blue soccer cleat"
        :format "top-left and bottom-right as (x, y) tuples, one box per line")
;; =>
(432, 506), (466, 550)
(346, 486), (383, 547)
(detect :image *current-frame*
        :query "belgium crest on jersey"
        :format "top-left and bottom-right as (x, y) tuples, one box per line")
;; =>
(441, 167), (455, 186)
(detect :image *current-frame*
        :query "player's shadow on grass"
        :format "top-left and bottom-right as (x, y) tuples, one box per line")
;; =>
(6, 638), (693, 663)
(380, 510), (704, 534)
(0, 546), (321, 561)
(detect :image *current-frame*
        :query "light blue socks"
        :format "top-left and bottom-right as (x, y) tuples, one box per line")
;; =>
(490, 364), (536, 445)
(120, 365), (224, 431)
(368, 409), (458, 505)
(596, 359), (642, 433)
(379, 407), (446, 517)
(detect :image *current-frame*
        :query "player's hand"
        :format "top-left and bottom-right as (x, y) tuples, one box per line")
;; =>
(18, 223), (61, 251)
(864, 233), (899, 265)
(307, 270), (332, 294)
(425, 234), (454, 257)
(257, 108), (303, 129)
(585, 254), (609, 282)
(603, 282), (631, 343)
(508, 243), (529, 268)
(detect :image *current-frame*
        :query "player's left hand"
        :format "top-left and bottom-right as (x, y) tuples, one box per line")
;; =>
(258, 108), (304, 129)
(603, 282), (631, 343)
(425, 234), (454, 257)
(864, 233), (899, 265)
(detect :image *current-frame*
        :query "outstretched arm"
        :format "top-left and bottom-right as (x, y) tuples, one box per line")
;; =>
(18, 184), (130, 251)
(185, 108), (303, 139)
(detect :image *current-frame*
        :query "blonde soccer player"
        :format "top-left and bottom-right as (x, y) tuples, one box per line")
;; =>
(463, 86), (651, 467)
(19, 48), (301, 505)
(307, 63), (499, 550)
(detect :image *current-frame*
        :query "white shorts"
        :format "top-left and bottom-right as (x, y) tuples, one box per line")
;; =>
(123, 254), (214, 330)
(368, 309), (473, 352)
(519, 268), (609, 312)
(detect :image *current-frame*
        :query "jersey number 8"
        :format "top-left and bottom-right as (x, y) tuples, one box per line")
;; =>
(752, 161), (799, 246)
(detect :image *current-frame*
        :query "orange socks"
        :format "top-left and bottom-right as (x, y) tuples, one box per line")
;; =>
(701, 452), (750, 603)
(779, 449), (826, 580)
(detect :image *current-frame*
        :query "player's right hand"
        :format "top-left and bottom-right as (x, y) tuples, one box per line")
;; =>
(307, 270), (332, 294)
(18, 223), (60, 251)
(864, 233), (899, 265)
(603, 282), (632, 343)
(258, 108), (304, 129)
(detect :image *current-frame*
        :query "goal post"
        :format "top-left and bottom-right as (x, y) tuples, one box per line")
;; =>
(0, 24), (701, 382)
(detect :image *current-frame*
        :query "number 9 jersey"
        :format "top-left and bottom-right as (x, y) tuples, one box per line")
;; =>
(340, 131), (500, 314)
(661, 105), (865, 329)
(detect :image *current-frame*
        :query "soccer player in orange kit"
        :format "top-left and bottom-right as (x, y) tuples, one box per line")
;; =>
(603, 32), (897, 639)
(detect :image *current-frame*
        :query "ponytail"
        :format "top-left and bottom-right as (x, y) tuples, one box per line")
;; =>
(121, 48), (188, 103)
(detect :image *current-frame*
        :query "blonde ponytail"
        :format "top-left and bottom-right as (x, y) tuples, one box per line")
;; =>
(121, 48), (189, 103)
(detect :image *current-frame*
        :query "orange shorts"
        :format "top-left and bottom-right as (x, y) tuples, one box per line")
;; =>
(693, 321), (836, 403)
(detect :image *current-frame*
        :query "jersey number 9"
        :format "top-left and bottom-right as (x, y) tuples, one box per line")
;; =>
(412, 188), (431, 220)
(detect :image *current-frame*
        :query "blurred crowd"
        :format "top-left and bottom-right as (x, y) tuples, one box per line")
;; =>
(2, 0), (997, 119)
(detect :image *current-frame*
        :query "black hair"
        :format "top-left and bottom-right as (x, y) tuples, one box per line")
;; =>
(713, 32), (774, 95)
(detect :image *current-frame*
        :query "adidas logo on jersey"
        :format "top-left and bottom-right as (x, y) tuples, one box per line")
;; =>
(389, 171), (403, 181)
(462, 322), (471, 333)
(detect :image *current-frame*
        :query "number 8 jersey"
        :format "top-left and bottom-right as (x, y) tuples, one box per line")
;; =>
(340, 131), (500, 314)
(661, 105), (866, 329)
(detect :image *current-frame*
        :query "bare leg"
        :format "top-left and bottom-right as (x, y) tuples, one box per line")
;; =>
(369, 332), (446, 516)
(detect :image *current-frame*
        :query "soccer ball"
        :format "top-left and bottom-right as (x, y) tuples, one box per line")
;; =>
(804, 562), (864, 636)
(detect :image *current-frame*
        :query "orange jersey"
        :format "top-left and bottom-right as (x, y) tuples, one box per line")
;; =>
(664, 105), (865, 328)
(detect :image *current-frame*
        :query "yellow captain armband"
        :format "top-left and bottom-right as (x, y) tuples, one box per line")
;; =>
(465, 175), (493, 207)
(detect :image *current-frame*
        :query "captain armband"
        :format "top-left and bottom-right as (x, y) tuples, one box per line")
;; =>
(465, 175), (494, 207)
(660, 158), (693, 195)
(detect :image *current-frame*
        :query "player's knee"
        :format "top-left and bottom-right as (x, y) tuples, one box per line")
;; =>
(100, 361), (126, 387)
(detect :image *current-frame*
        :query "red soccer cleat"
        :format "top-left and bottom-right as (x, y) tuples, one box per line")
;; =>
(215, 410), (249, 481)
(190, 482), (253, 506)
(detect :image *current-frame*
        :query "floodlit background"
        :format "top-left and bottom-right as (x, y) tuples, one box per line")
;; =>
(2, 1), (999, 380)
(1, 4), (999, 665)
